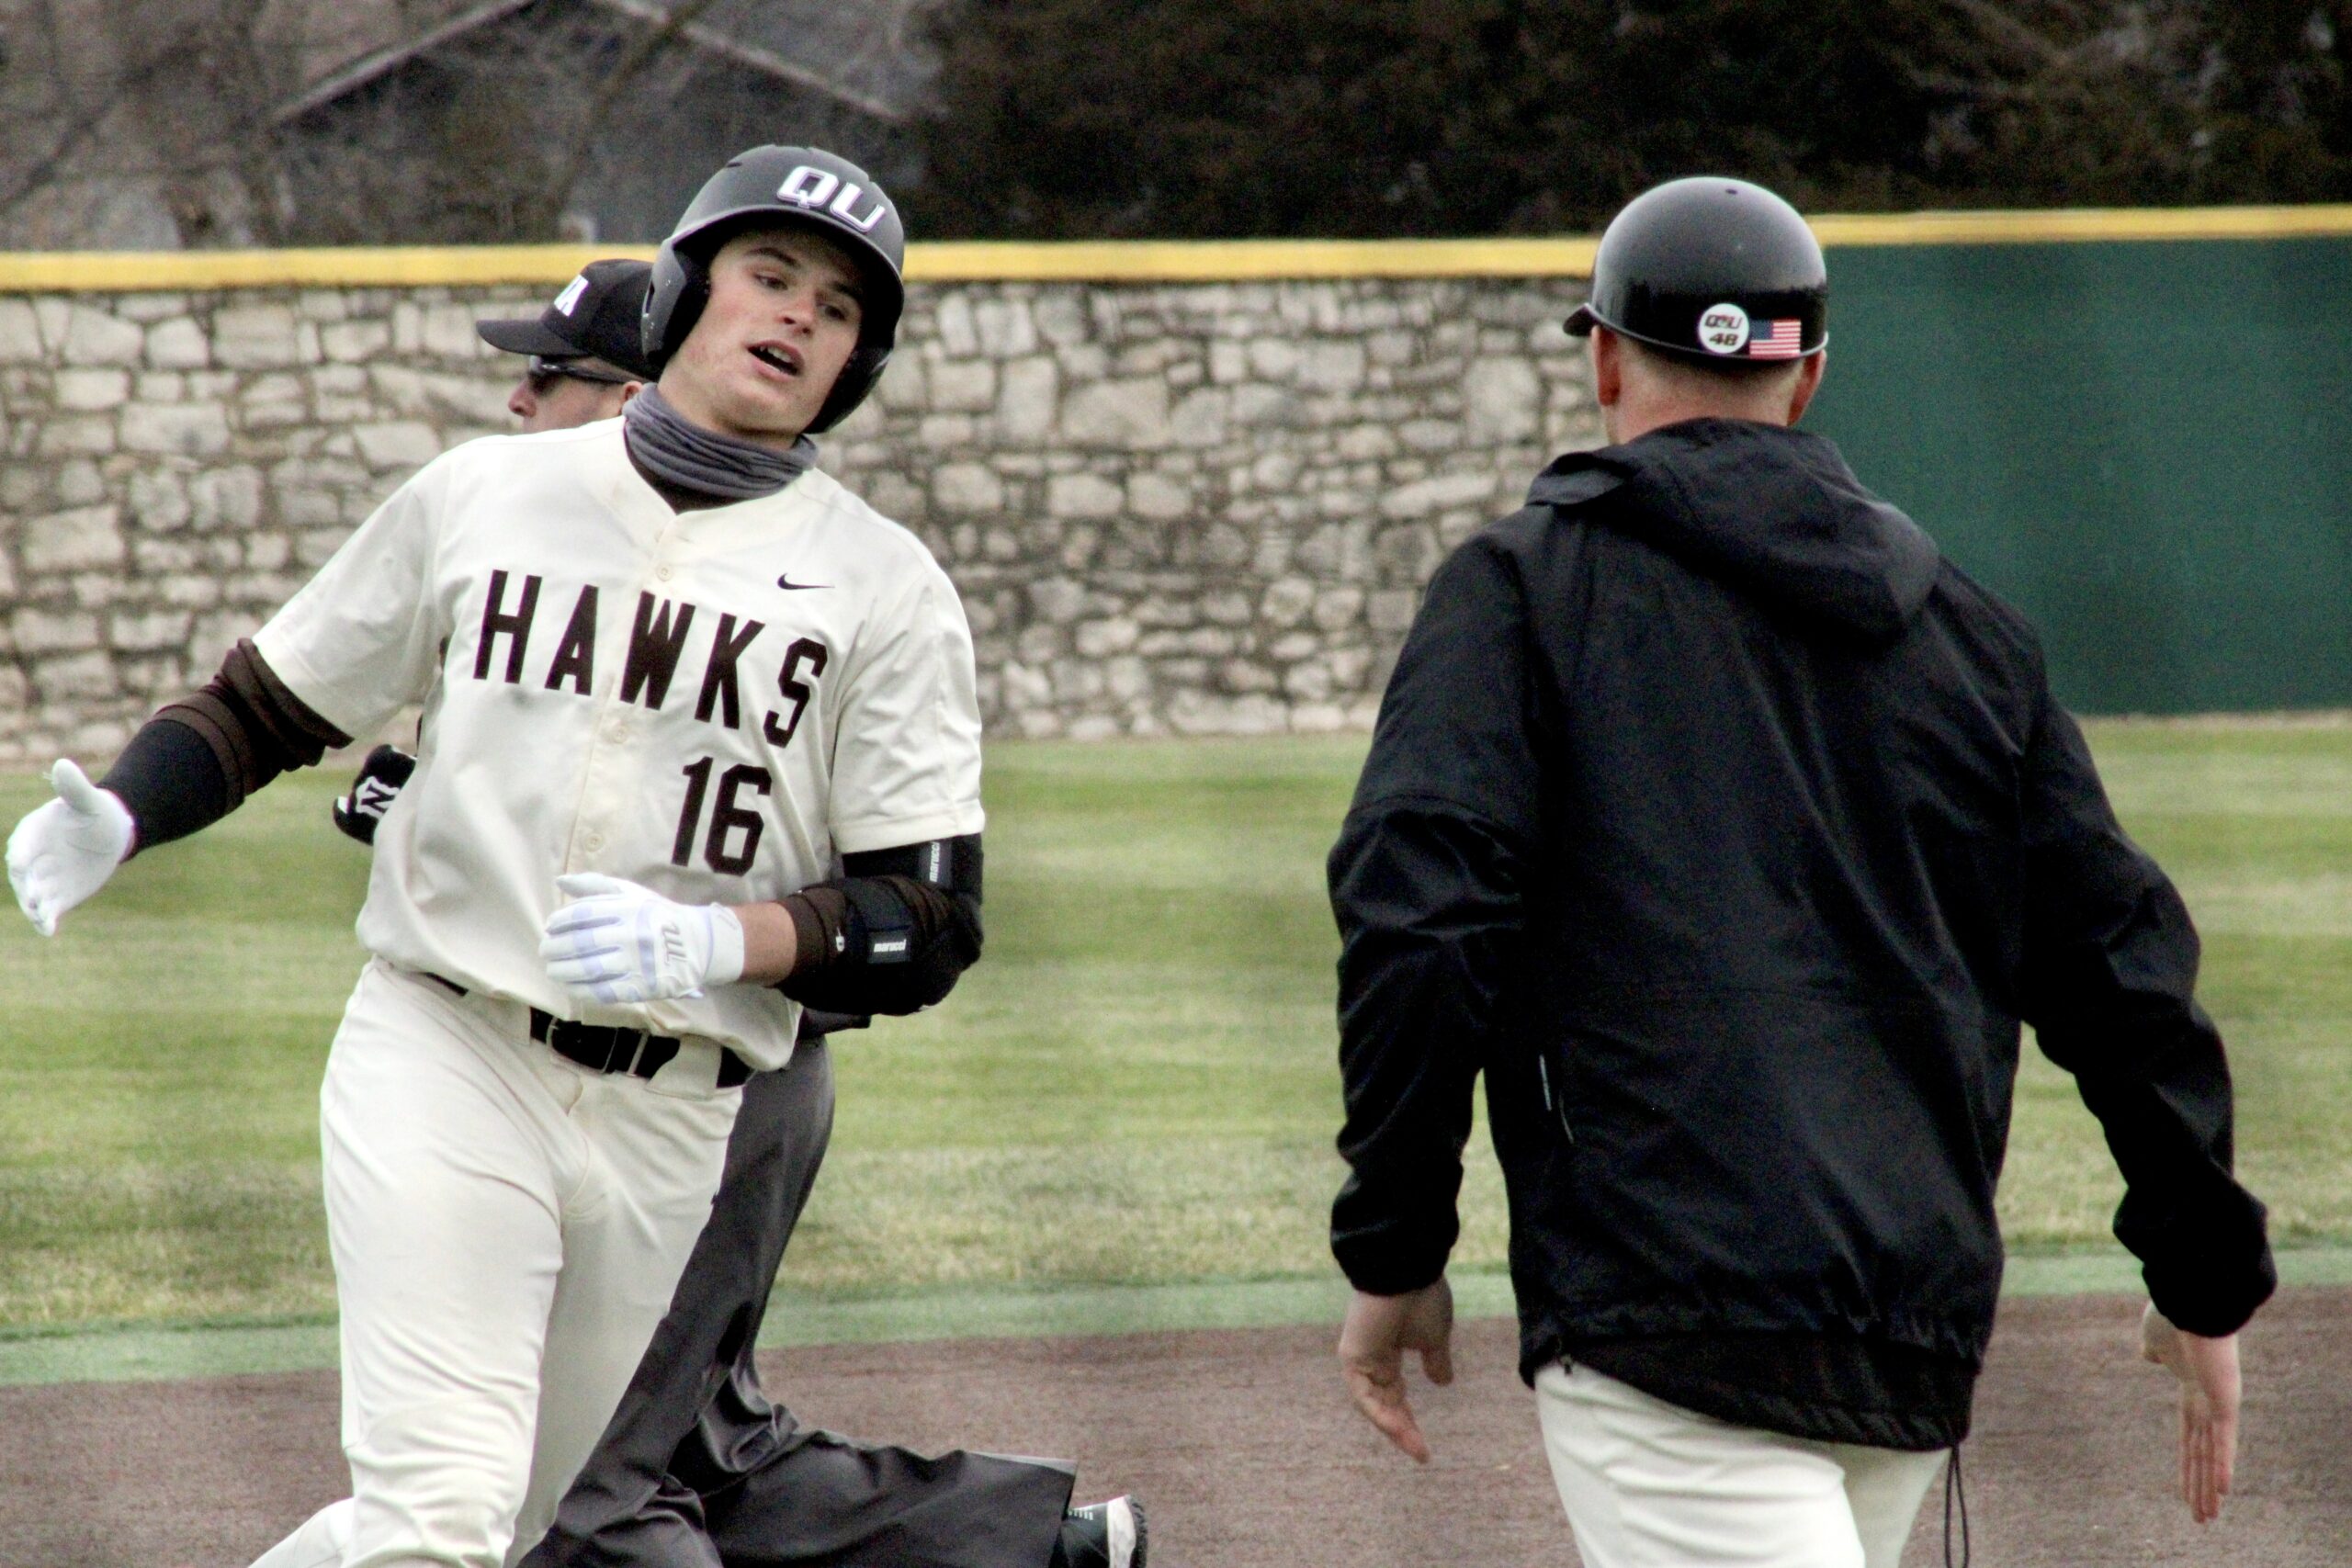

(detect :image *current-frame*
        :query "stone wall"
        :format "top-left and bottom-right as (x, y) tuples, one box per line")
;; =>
(0, 273), (1599, 763)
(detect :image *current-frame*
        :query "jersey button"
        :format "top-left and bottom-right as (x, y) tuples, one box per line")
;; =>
(583, 831), (606, 852)
(607, 720), (631, 743)
(654, 565), (674, 581)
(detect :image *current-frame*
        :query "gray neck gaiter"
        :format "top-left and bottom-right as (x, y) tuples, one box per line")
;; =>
(623, 385), (817, 501)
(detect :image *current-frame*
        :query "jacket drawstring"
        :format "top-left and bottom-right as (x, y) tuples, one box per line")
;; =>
(1942, 1444), (1971, 1568)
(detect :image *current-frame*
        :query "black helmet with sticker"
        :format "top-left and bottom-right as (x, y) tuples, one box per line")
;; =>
(1565, 176), (1826, 366)
(641, 144), (906, 434)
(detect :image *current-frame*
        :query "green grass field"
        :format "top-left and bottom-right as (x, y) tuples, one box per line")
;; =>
(0, 721), (2346, 1337)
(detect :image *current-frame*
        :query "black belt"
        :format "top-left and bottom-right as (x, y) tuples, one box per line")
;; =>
(418, 973), (749, 1088)
(530, 1009), (752, 1089)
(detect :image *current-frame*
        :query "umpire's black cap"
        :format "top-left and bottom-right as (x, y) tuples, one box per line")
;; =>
(477, 259), (660, 379)
(1566, 176), (1827, 364)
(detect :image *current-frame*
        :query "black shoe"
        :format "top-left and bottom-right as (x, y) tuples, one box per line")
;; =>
(1060, 1495), (1147, 1568)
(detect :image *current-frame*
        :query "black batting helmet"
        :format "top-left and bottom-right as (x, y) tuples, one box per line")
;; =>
(1566, 176), (1826, 365)
(642, 145), (906, 434)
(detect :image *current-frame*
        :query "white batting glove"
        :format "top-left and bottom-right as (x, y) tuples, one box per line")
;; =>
(540, 872), (746, 1007)
(6, 759), (136, 937)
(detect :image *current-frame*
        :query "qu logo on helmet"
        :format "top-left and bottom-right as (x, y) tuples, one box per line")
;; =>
(1697, 302), (1751, 355)
(777, 165), (888, 233)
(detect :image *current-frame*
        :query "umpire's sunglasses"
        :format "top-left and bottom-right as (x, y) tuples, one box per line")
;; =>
(526, 355), (637, 394)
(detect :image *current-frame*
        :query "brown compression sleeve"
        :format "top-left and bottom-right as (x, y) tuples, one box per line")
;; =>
(164, 637), (352, 808)
(100, 638), (352, 851)
(781, 878), (964, 976)
(784, 888), (846, 975)
(774, 840), (984, 1016)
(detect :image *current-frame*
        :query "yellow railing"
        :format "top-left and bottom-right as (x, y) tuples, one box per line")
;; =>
(0, 206), (2346, 292)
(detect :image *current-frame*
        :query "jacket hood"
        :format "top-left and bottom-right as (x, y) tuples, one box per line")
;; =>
(1526, 419), (1940, 643)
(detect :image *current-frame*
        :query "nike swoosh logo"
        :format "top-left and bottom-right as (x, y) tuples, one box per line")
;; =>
(776, 574), (832, 591)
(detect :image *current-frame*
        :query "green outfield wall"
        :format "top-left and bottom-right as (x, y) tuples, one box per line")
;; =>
(1804, 234), (2352, 716)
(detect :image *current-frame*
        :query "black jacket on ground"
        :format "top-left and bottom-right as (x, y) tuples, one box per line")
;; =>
(1329, 418), (2274, 1446)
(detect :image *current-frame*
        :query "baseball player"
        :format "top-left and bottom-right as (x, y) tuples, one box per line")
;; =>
(1326, 175), (2274, 1567)
(6, 145), (1141, 1568)
(334, 244), (1127, 1568)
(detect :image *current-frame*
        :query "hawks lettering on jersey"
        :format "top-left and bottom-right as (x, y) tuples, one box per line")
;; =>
(469, 571), (830, 749)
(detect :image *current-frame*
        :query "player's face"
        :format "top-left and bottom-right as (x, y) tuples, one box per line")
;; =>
(661, 226), (865, 447)
(507, 358), (637, 433)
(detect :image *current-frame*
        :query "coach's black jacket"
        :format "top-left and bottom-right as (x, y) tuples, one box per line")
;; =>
(1329, 418), (2274, 1447)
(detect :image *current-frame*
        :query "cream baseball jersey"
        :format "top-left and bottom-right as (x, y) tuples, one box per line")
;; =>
(252, 419), (984, 1068)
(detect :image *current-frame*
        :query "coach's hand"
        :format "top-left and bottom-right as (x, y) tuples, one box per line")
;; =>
(541, 873), (746, 1006)
(1339, 1277), (1455, 1463)
(2141, 1301), (2242, 1524)
(6, 759), (135, 937)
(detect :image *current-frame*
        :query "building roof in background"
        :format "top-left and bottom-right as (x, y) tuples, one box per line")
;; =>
(277, 0), (936, 123)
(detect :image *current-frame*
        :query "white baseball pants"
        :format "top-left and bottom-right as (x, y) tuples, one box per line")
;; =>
(251, 961), (741, 1568)
(1536, 1361), (1949, 1568)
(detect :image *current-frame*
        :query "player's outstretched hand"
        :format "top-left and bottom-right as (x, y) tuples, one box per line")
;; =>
(2141, 1301), (2242, 1524)
(540, 873), (746, 1007)
(6, 759), (135, 937)
(1338, 1277), (1456, 1463)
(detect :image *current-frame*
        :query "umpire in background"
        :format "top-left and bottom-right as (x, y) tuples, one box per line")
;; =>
(1327, 175), (2275, 1567)
(481, 256), (659, 430)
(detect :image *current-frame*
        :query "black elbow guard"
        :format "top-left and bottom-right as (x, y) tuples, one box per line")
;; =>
(779, 836), (983, 1016)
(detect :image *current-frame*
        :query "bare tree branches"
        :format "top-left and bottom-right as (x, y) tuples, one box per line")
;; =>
(0, 0), (930, 247)
(529, 0), (731, 236)
(5, 0), (2336, 248)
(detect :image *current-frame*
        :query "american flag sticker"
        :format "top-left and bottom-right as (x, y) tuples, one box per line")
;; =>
(1748, 320), (1804, 358)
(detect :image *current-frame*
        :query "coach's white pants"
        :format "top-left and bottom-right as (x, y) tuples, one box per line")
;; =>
(1537, 1361), (1948, 1568)
(251, 961), (740, 1568)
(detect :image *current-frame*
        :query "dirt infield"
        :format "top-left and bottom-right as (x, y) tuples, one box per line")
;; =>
(1, 1286), (2343, 1567)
